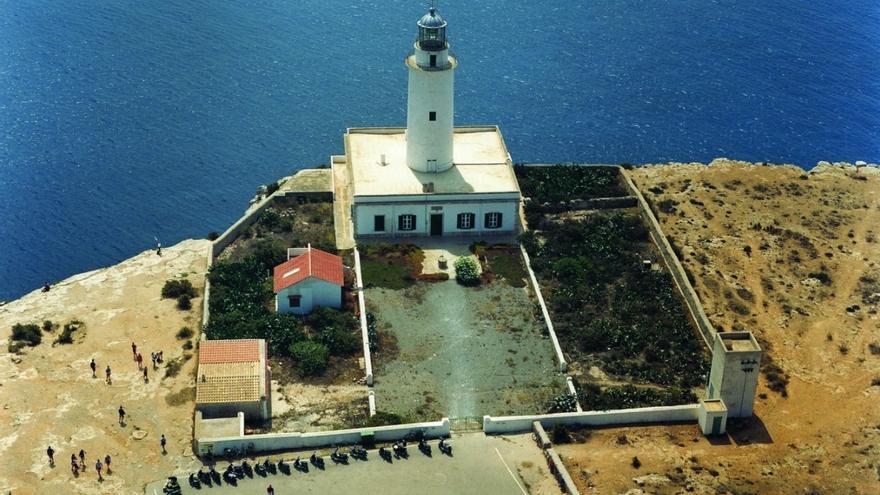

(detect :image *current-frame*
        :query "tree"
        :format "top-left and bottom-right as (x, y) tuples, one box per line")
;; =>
(290, 341), (329, 376)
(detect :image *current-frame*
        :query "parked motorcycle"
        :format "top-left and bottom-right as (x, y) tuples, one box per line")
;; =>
(241, 460), (254, 478)
(209, 467), (222, 485)
(418, 437), (432, 456)
(379, 446), (392, 463)
(264, 458), (277, 475)
(350, 445), (368, 460)
(331, 447), (349, 464)
(439, 436), (453, 456)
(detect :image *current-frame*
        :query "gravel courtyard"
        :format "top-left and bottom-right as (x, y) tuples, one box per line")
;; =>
(367, 278), (564, 421)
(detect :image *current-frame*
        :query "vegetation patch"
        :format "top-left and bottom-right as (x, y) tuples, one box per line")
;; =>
(472, 243), (528, 288)
(524, 208), (708, 388)
(576, 382), (697, 410)
(176, 326), (194, 340)
(10, 323), (41, 347)
(515, 165), (628, 202)
(360, 243), (424, 290)
(220, 201), (336, 261)
(162, 278), (197, 299)
(165, 386), (196, 406)
(54, 321), (84, 345)
(454, 256), (481, 286)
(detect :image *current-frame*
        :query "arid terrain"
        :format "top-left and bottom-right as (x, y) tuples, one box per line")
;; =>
(556, 160), (880, 494)
(0, 240), (210, 494)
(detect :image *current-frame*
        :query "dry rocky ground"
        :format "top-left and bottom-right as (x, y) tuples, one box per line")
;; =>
(556, 160), (880, 494)
(0, 240), (210, 494)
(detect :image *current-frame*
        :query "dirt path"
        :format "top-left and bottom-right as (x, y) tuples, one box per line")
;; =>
(0, 239), (209, 494)
(555, 160), (880, 494)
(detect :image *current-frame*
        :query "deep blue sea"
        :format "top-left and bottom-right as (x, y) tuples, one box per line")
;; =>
(1, 0), (879, 300)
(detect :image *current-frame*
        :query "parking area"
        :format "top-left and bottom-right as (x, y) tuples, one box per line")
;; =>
(145, 433), (561, 495)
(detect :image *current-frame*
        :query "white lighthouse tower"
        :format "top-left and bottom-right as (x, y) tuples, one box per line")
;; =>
(405, 7), (457, 173)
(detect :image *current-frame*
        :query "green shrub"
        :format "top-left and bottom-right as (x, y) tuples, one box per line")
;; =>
(366, 411), (403, 427)
(454, 256), (481, 286)
(55, 322), (82, 345)
(162, 279), (197, 299)
(316, 326), (360, 356)
(182, 340), (194, 350)
(290, 341), (330, 376)
(165, 358), (183, 378)
(11, 323), (41, 346)
(631, 456), (642, 469)
(257, 210), (283, 233)
(8, 340), (26, 353)
(265, 181), (281, 196)
(207, 231), (220, 241)
(519, 231), (540, 256)
(176, 294), (192, 310)
(176, 326), (194, 340)
(42, 320), (55, 332)
(547, 393), (578, 413)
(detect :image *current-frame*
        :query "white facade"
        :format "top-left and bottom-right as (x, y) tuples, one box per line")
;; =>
(706, 332), (762, 418)
(275, 278), (342, 315)
(354, 197), (518, 237)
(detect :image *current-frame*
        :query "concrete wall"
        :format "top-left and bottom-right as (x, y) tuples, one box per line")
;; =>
(195, 418), (450, 456)
(276, 278), (342, 315)
(483, 404), (700, 434)
(354, 199), (518, 237)
(197, 401), (262, 423)
(353, 247), (374, 386)
(620, 169), (716, 349)
(520, 245), (567, 372)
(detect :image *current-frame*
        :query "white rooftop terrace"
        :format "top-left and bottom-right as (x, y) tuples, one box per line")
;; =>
(345, 126), (520, 198)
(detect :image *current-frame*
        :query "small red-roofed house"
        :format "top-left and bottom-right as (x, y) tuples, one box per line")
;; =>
(273, 245), (343, 315)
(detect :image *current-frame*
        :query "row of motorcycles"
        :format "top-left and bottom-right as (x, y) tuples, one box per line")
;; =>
(164, 437), (452, 492)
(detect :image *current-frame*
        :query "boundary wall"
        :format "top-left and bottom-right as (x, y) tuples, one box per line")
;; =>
(619, 170), (716, 348)
(353, 247), (374, 386)
(532, 422), (580, 494)
(520, 244), (567, 372)
(483, 403), (700, 434)
(195, 418), (450, 456)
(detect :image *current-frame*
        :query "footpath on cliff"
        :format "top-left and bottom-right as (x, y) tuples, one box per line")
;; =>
(0, 239), (209, 494)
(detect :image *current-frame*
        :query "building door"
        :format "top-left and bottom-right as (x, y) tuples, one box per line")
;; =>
(430, 214), (443, 236)
(711, 416), (722, 435)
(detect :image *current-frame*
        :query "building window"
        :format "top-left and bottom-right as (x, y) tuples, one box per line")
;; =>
(429, 111), (436, 121)
(374, 215), (385, 232)
(430, 54), (437, 67)
(457, 212), (475, 229)
(398, 214), (416, 231)
(288, 295), (302, 308)
(485, 212), (502, 229)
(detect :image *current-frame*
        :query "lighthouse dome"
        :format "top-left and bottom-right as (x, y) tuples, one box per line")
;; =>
(417, 8), (447, 51)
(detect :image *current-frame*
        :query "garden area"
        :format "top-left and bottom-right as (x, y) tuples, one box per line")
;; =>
(362, 242), (565, 422)
(206, 200), (369, 430)
(515, 164), (629, 202)
(520, 170), (709, 410)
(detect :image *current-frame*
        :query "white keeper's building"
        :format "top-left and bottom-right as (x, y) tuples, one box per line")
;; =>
(334, 7), (521, 238)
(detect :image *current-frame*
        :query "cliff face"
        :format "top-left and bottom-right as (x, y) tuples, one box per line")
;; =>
(0, 239), (209, 494)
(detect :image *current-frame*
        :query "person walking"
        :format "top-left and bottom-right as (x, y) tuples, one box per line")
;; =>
(267, 484), (275, 495)
(143, 366), (148, 382)
(136, 352), (143, 370)
(71, 454), (79, 476)
(104, 454), (112, 474)
(117, 405), (126, 426)
(46, 446), (54, 466)
(151, 352), (157, 369)
(160, 434), (167, 454)
(95, 459), (103, 481)
(131, 342), (137, 358)
(90, 359), (97, 378)
(105, 365), (112, 384)
(78, 449), (86, 470)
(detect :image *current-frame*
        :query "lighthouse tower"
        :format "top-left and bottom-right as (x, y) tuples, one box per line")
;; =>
(405, 7), (457, 173)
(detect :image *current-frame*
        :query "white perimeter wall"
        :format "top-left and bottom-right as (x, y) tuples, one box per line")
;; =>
(276, 278), (341, 315)
(195, 418), (450, 455)
(354, 199), (518, 236)
(483, 404), (700, 434)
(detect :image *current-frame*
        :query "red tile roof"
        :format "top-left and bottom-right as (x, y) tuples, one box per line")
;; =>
(273, 246), (344, 292)
(198, 339), (262, 364)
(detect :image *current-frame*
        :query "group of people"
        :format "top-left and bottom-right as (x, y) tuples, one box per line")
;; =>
(48, 433), (168, 481)
(87, 342), (164, 385)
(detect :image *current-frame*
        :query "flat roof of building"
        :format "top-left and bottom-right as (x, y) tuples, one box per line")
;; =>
(346, 126), (520, 197)
(196, 339), (267, 405)
(718, 332), (761, 353)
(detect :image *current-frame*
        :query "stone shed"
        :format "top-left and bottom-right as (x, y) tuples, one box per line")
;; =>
(195, 339), (271, 425)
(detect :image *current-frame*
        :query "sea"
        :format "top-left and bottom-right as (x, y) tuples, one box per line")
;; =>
(1, 0), (879, 301)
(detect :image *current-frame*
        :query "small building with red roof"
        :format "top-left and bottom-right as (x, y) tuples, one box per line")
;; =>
(195, 338), (271, 425)
(273, 245), (343, 315)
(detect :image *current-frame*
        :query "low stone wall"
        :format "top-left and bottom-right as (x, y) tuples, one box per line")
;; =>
(352, 247), (374, 386)
(546, 448), (580, 495)
(483, 404), (700, 434)
(519, 244), (567, 372)
(195, 418), (450, 456)
(620, 170), (715, 349)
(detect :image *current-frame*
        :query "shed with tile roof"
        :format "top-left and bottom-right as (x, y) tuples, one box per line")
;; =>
(273, 245), (344, 315)
(195, 339), (271, 425)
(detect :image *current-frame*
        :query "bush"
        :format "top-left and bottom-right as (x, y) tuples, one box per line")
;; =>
(55, 322), (82, 345)
(552, 424), (571, 444)
(42, 320), (55, 332)
(176, 326), (195, 340)
(366, 411), (404, 427)
(182, 340), (194, 350)
(454, 256), (481, 286)
(162, 279), (197, 299)
(631, 456), (642, 469)
(176, 294), (192, 310)
(290, 341), (330, 376)
(165, 358), (183, 378)
(11, 323), (41, 346)
(207, 231), (220, 241)
(519, 231), (540, 256)
(547, 393), (578, 413)
(265, 181), (281, 196)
